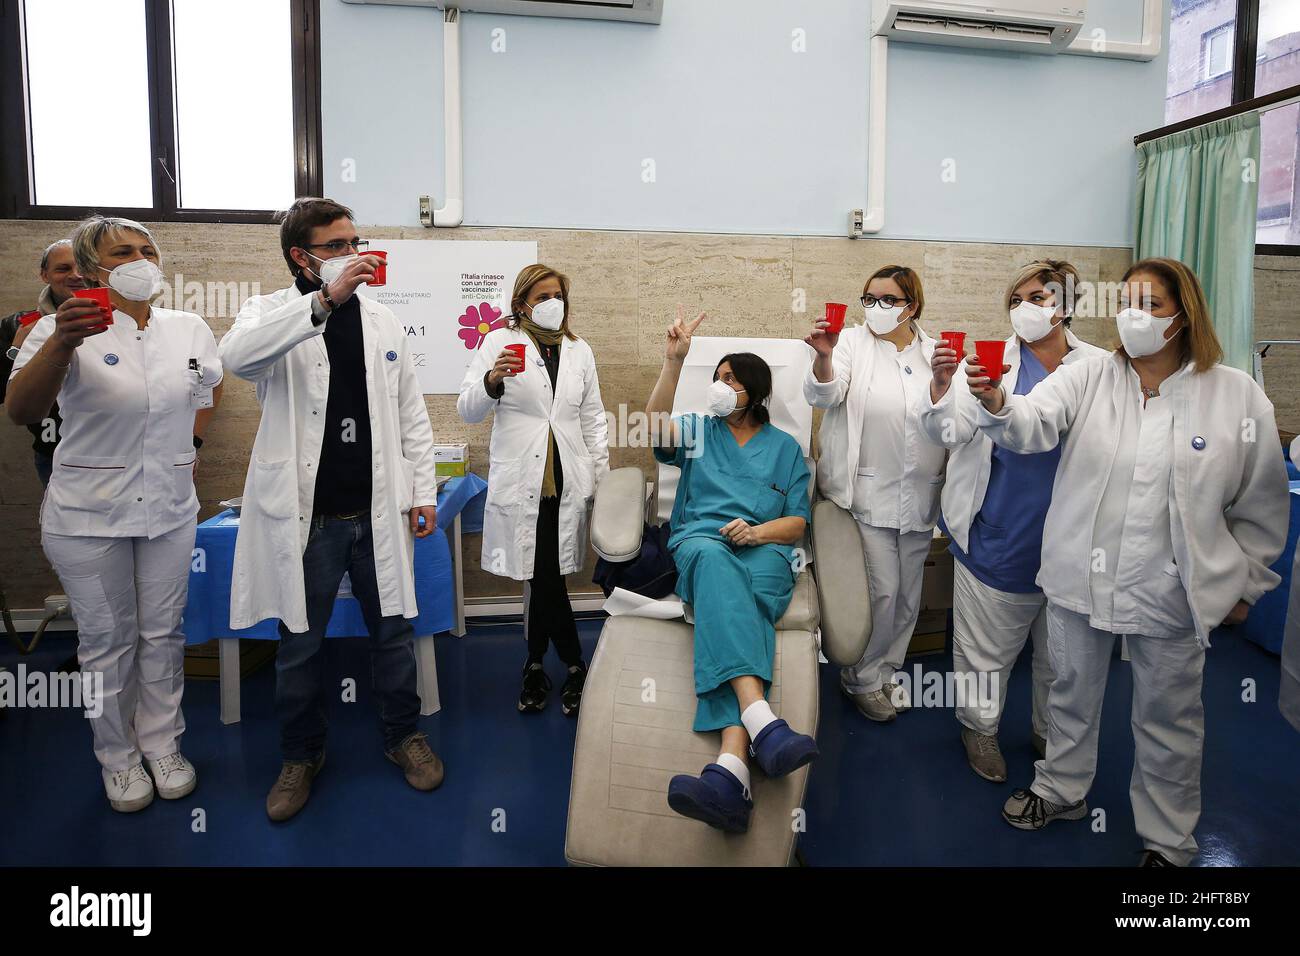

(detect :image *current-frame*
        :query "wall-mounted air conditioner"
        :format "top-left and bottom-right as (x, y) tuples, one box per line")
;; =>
(873, 0), (1086, 54)
(340, 0), (663, 25)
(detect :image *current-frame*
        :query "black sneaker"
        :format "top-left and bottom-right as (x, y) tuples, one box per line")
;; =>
(1002, 787), (1088, 830)
(1140, 850), (1174, 867)
(518, 662), (551, 714)
(560, 662), (587, 717)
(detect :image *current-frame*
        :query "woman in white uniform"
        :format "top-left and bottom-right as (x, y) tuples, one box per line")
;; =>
(6, 216), (223, 813)
(804, 265), (945, 722)
(457, 264), (609, 716)
(921, 260), (1106, 782)
(962, 258), (1288, 865)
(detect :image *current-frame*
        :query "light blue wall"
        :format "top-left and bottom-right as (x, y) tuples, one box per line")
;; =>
(321, 0), (1168, 247)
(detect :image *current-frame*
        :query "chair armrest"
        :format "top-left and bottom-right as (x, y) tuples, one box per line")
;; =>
(776, 569), (819, 632)
(810, 498), (872, 667)
(591, 467), (646, 563)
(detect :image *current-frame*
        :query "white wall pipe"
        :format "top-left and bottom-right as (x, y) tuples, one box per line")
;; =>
(434, 7), (464, 227)
(861, 34), (889, 234)
(1063, 0), (1163, 61)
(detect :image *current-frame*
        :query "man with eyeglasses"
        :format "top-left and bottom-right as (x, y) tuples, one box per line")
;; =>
(219, 197), (443, 822)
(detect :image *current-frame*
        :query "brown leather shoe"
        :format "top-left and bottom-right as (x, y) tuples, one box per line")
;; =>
(266, 753), (325, 822)
(386, 732), (444, 791)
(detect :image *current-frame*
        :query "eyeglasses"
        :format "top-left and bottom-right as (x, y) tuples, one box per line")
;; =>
(861, 294), (910, 309)
(304, 239), (370, 255)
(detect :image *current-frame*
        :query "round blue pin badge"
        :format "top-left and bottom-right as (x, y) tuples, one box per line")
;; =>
(104, 353), (119, 366)
(386, 350), (398, 362)
(1191, 436), (1206, 451)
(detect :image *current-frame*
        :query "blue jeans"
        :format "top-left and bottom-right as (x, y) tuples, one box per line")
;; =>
(275, 514), (421, 761)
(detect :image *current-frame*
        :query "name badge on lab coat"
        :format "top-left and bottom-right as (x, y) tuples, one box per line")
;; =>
(190, 386), (214, 410)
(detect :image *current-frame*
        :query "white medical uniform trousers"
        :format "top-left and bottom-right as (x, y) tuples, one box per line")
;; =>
(1032, 603), (1205, 866)
(841, 523), (932, 695)
(42, 521), (196, 772)
(951, 559), (1052, 738)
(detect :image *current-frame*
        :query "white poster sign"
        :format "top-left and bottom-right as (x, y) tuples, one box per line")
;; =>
(364, 239), (539, 394)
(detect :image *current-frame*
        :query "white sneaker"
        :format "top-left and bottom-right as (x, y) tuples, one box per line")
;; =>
(103, 764), (155, 813)
(146, 752), (197, 800)
(883, 681), (912, 712)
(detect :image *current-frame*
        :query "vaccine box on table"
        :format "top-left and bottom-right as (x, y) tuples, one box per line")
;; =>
(434, 443), (468, 478)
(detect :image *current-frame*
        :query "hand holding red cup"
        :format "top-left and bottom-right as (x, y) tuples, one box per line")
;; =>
(77, 287), (113, 332)
(824, 302), (848, 335)
(364, 250), (387, 286)
(504, 343), (526, 376)
(971, 339), (1008, 391)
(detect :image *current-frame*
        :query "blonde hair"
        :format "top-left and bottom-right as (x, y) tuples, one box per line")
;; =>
(1004, 258), (1081, 323)
(71, 215), (160, 284)
(863, 265), (924, 322)
(1118, 258), (1222, 373)
(509, 263), (575, 341)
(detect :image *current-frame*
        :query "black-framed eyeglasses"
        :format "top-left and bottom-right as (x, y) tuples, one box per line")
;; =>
(304, 239), (370, 255)
(861, 294), (910, 309)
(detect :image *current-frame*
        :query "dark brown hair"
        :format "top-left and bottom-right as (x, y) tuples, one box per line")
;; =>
(277, 197), (355, 277)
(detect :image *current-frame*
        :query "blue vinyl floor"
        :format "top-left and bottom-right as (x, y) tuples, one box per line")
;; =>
(2, 619), (1297, 866)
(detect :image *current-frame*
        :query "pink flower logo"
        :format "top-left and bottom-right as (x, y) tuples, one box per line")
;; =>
(458, 302), (506, 350)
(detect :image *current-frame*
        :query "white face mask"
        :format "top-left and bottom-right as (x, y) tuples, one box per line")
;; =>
(707, 379), (746, 418)
(864, 303), (908, 336)
(1009, 301), (1060, 343)
(99, 259), (163, 302)
(528, 298), (565, 331)
(307, 251), (356, 286)
(1116, 307), (1181, 359)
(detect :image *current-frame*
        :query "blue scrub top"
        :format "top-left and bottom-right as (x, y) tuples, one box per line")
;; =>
(945, 345), (1062, 595)
(654, 414), (811, 566)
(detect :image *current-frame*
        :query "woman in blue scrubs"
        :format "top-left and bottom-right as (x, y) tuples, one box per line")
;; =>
(646, 308), (817, 834)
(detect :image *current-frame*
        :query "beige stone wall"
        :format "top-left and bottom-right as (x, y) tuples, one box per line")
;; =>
(0, 217), (1293, 610)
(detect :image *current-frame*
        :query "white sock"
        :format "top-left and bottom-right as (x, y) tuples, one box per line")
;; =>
(740, 699), (778, 741)
(715, 752), (751, 794)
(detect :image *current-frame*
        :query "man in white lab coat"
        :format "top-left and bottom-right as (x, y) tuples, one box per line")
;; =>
(219, 198), (442, 822)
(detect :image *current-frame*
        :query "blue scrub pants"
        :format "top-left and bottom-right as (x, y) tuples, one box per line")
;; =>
(672, 536), (795, 732)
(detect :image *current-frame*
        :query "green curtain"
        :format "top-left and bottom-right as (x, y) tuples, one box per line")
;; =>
(1134, 112), (1260, 372)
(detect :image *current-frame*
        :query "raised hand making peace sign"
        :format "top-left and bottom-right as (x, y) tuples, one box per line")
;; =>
(666, 304), (707, 362)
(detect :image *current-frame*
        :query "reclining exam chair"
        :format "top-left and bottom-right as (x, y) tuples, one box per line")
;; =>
(564, 337), (873, 866)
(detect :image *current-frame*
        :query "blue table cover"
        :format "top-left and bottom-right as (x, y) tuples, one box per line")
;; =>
(1237, 479), (1300, 655)
(183, 473), (488, 644)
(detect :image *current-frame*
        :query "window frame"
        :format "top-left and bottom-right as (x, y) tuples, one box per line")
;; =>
(0, 0), (322, 224)
(1202, 22), (1234, 82)
(1141, 0), (1300, 256)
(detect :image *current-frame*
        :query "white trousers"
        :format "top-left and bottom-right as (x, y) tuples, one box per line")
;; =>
(42, 521), (196, 772)
(842, 523), (932, 695)
(1032, 602), (1205, 866)
(951, 559), (1051, 737)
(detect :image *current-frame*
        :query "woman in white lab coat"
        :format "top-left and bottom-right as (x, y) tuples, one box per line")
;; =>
(962, 258), (1288, 865)
(804, 264), (944, 723)
(6, 216), (223, 813)
(457, 264), (609, 716)
(919, 260), (1107, 783)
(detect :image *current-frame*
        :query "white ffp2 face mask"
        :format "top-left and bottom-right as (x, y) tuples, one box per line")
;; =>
(1009, 301), (1060, 343)
(707, 379), (746, 418)
(308, 252), (357, 287)
(529, 298), (565, 331)
(99, 259), (164, 302)
(864, 303), (907, 336)
(1116, 307), (1181, 359)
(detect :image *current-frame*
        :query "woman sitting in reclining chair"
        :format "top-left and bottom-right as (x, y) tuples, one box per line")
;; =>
(647, 308), (819, 834)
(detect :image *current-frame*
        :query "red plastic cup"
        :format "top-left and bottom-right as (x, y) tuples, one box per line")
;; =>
(824, 302), (848, 334)
(78, 287), (113, 331)
(974, 340), (1007, 386)
(17, 310), (42, 327)
(939, 330), (966, 356)
(504, 343), (526, 375)
(365, 250), (387, 286)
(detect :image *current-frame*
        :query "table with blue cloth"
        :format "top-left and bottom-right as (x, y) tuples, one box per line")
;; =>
(1237, 471), (1300, 656)
(183, 473), (488, 724)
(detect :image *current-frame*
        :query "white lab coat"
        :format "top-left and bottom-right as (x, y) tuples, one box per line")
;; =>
(218, 285), (438, 633)
(457, 326), (609, 581)
(919, 330), (1107, 553)
(803, 322), (944, 530)
(976, 352), (1289, 645)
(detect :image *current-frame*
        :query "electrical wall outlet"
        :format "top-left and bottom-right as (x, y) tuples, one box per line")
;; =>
(44, 595), (70, 618)
(419, 195), (433, 227)
(850, 209), (865, 239)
